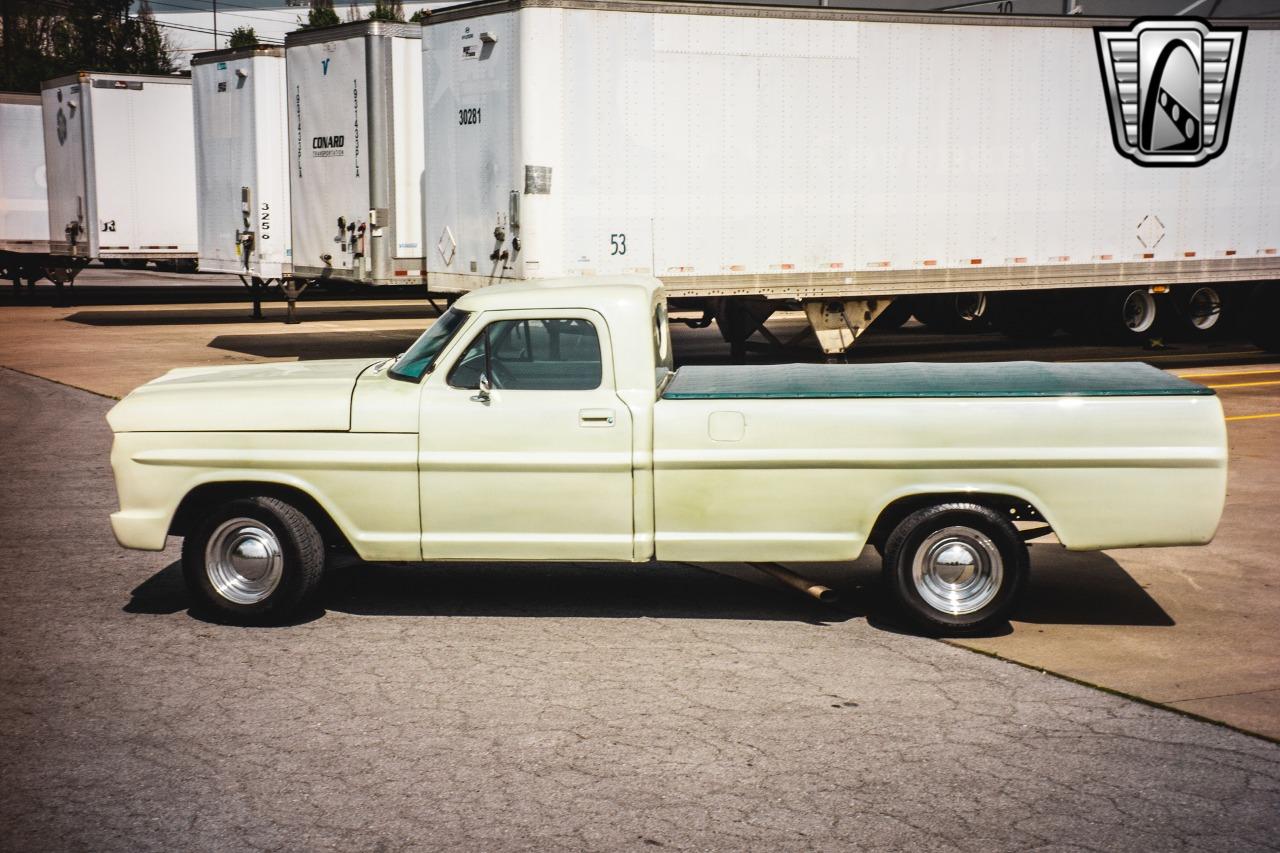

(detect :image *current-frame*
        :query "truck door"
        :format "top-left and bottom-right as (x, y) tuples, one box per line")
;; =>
(417, 309), (635, 561)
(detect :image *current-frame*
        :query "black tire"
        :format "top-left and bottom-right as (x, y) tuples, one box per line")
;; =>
(1243, 283), (1280, 352)
(1163, 284), (1226, 340)
(182, 496), (327, 625)
(882, 503), (1028, 635)
(1095, 287), (1161, 344)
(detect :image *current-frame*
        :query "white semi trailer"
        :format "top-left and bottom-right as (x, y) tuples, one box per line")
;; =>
(420, 1), (1280, 354)
(285, 20), (426, 291)
(192, 46), (293, 318)
(0, 92), (51, 286)
(40, 72), (199, 279)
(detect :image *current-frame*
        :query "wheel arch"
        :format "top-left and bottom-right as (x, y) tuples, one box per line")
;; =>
(168, 480), (354, 554)
(866, 489), (1052, 552)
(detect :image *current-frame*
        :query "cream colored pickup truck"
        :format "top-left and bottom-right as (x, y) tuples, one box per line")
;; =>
(108, 277), (1228, 632)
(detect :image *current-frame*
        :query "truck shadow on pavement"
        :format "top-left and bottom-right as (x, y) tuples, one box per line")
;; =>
(124, 545), (1171, 633)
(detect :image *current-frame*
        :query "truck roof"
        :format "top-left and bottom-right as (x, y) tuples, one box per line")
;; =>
(451, 275), (664, 315)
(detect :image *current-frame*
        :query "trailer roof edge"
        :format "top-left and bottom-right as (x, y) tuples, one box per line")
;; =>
(192, 45), (286, 66)
(419, 0), (1280, 29)
(284, 18), (422, 47)
(40, 71), (193, 90)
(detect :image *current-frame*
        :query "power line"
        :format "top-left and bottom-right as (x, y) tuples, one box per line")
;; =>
(142, 0), (306, 30)
(36, 0), (286, 47)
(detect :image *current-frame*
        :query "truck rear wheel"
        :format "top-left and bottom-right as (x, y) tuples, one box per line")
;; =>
(882, 503), (1028, 635)
(181, 496), (327, 624)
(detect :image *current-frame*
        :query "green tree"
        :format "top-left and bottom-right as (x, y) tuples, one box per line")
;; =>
(0, 0), (175, 93)
(303, 0), (340, 29)
(227, 25), (257, 48)
(368, 0), (405, 22)
(409, 9), (428, 23)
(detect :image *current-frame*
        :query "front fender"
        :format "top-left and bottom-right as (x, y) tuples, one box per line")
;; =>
(109, 431), (422, 561)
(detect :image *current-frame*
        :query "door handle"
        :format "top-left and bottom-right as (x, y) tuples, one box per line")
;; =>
(579, 408), (615, 427)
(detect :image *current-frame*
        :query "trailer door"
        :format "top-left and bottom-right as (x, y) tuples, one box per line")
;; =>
(423, 12), (519, 285)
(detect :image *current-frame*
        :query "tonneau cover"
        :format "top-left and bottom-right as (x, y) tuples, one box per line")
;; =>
(661, 362), (1213, 399)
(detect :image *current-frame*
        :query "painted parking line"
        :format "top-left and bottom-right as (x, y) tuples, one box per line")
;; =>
(1178, 368), (1280, 380)
(1225, 412), (1280, 422)
(1067, 350), (1265, 363)
(1205, 379), (1280, 389)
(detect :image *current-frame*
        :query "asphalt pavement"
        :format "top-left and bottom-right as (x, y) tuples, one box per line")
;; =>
(2, 368), (1278, 851)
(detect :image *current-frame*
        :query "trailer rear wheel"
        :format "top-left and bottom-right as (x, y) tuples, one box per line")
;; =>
(882, 503), (1028, 635)
(1243, 283), (1280, 352)
(1166, 285), (1225, 339)
(1096, 287), (1159, 343)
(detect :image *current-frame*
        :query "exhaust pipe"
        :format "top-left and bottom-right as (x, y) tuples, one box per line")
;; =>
(749, 562), (838, 604)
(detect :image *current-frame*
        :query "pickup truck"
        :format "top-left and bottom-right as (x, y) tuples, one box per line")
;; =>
(108, 276), (1228, 632)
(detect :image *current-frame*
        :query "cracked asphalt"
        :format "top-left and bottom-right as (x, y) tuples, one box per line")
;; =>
(1, 367), (1278, 852)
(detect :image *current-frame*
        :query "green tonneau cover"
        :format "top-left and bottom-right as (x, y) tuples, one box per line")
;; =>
(661, 362), (1214, 399)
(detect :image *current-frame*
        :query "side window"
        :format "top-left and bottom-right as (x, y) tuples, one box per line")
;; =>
(447, 318), (603, 391)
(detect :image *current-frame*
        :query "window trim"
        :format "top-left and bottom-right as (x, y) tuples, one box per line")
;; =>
(444, 313), (608, 392)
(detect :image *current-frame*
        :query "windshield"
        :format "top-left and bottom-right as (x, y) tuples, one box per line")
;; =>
(388, 308), (471, 382)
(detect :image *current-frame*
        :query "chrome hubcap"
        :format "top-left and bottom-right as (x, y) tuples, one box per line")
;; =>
(1122, 290), (1157, 333)
(912, 526), (1004, 615)
(1186, 286), (1222, 331)
(205, 518), (283, 605)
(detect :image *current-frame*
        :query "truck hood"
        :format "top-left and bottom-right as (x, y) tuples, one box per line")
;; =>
(107, 358), (383, 433)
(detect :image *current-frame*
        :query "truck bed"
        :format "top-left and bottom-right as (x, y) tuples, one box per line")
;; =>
(660, 362), (1212, 400)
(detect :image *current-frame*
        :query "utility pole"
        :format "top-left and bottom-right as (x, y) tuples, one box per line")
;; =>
(213, 0), (218, 48)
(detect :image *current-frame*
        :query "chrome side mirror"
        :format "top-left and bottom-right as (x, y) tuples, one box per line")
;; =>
(472, 372), (492, 403)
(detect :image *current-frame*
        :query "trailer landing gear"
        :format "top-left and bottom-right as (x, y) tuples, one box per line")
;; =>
(237, 276), (309, 323)
(281, 279), (310, 325)
(803, 298), (891, 358)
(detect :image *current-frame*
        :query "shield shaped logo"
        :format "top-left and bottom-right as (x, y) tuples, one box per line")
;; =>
(1095, 18), (1246, 167)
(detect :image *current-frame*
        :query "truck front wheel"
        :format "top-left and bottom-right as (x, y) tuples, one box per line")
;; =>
(181, 496), (327, 624)
(882, 503), (1028, 635)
